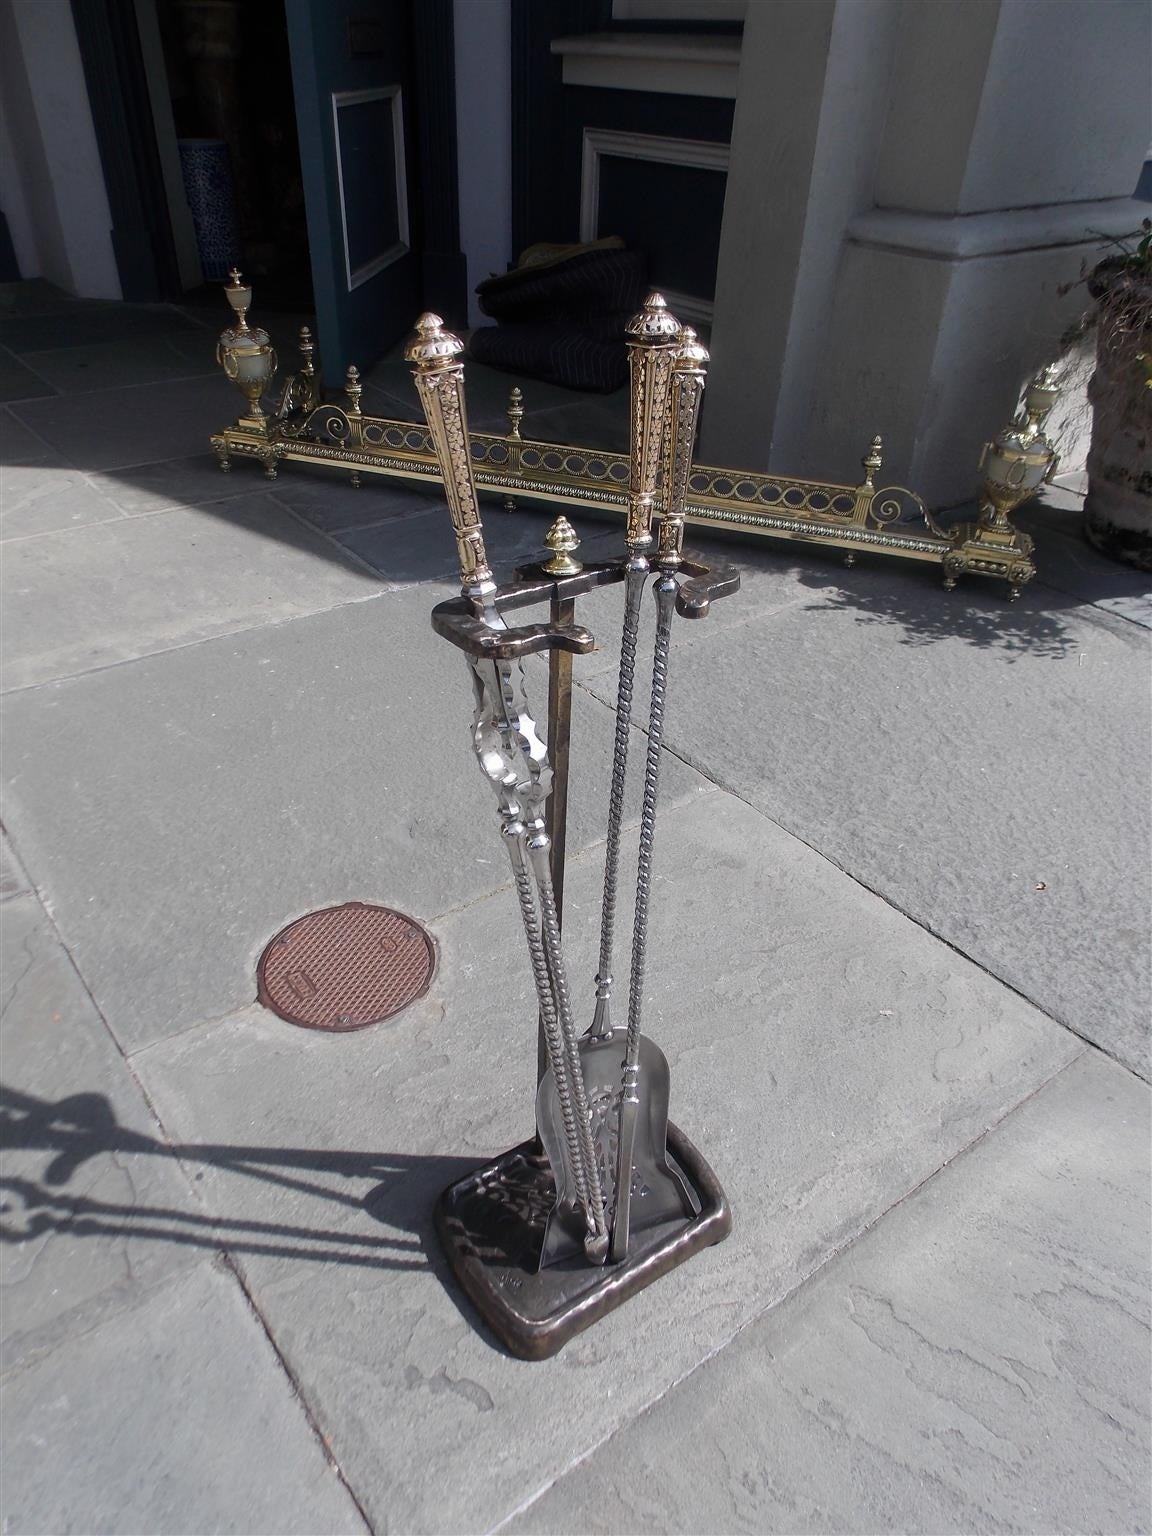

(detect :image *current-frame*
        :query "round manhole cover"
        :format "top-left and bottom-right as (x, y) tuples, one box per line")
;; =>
(257, 902), (435, 1031)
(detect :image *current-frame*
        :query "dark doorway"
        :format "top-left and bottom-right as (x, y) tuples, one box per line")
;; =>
(154, 0), (313, 313)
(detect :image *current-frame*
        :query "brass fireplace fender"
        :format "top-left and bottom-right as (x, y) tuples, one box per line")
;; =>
(209, 294), (1044, 599)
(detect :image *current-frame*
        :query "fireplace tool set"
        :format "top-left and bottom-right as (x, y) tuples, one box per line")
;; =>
(406, 295), (736, 1358)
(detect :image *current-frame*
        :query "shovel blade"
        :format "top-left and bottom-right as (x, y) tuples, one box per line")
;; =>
(535, 1027), (697, 1270)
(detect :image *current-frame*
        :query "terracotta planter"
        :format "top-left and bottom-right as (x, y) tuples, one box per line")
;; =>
(1083, 264), (1152, 570)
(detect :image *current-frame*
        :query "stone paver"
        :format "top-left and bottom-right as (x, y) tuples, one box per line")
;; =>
(1, 1260), (366, 1536)
(1, 457), (122, 539)
(0, 405), (54, 461)
(0, 347), (54, 403)
(0, 585), (709, 1050)
(510, 1050), (1150, 1536)
(1, 492), (380, 690)
(129, 791), (1082, 1535)
(335, 501), (621, 584)
(267, 467), (444, 534)
(2, 285), (1148, 1535)
(0, 301), (198, 356)
(1021, 494), (1152, 629)
(18, 335), (219, 396)
(579, 537), (1151, 1078)
(1, 895), (201, 1371)
(85, 451), (269, 517)
(8, 373), (240, 471)
(0, 827), (30, 901)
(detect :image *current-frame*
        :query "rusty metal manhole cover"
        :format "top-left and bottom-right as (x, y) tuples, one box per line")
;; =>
(257, 902), (435, 1031)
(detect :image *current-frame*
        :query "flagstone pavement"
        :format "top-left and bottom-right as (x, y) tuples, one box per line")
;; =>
(1, 283), (1149, 1536)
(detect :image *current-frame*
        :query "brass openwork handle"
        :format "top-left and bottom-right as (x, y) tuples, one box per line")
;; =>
(623, 293), (681, 553)
(405, 313), (494, 597)
(658, 327), (709, 569)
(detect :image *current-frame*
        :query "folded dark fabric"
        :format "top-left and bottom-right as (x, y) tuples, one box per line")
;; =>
(476, 248), (648, 325)
(470, 246), (648, 390)
(468, 320), (631, 393)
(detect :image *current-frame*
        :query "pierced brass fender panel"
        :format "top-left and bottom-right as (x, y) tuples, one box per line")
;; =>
(210, 290), (1049, 600)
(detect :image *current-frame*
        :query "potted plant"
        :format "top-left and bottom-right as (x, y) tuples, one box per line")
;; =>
(1065, 218), (1152, 569)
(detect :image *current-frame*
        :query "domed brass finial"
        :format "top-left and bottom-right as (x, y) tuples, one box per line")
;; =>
(404, 312), (465, 368)
(675, 325), (710, 367)
(544, 515), (582, 576)
(625, 291), (682, 340)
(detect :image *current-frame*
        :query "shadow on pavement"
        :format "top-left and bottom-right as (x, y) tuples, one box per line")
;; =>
(0, 1083), (478, 1275)
(792, 564), (1083, 659)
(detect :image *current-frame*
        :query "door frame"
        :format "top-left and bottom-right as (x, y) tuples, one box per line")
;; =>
(71, 0), (465, 319)
(71, 0), (181, 301)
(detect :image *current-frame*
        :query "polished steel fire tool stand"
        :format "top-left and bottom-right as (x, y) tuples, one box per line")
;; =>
(407, 302), (737, 1360)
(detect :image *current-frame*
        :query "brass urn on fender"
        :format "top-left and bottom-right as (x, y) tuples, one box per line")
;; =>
(216, 270), (277, 431)
(943, 364), (1061, 600)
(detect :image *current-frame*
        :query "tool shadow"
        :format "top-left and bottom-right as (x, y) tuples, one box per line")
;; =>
(0, 1083), (478, 1276)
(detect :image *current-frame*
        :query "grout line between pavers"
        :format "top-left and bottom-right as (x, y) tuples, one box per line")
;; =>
(0, 343), (59, 398)
(576, 671), (1146, 1079)
(0, 586), (392, 699)
(488, 1044), (1092, 1536)
(1030, 570), (1152, 635)
(2, 831), (373, 1523)
(1, 401), (71, 464)
(220, 1252), (375, 1535)
(264, 487), (396, 582)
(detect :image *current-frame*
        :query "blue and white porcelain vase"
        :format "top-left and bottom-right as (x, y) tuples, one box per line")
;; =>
(178, 138), (242, 282)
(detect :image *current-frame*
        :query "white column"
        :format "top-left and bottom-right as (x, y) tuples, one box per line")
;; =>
(704, 0), (1151, 507)
(454, 0), (512, 329)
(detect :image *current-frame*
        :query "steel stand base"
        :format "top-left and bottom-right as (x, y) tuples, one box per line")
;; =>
(435, 1122), (731, 1360)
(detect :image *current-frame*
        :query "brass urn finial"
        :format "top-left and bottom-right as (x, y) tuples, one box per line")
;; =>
(223, 268), (252, 330)
(544, 515), (582, 576)
(506, 386), (524, 441)
(861, 435), (883, 489)
(345, 364), (362, 415)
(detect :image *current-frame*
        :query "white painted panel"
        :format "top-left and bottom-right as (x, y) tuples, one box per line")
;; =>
(330, 86), (409, 292)
(454, 0), (512, 326)
(552, 32), (740, 98)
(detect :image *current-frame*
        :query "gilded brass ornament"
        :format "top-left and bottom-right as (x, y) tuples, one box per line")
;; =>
(543, 516), (583, 576)
(216, 268), (277, 431)
(944, 363), (1061, 600)
(210, 280), (1052, 598)
(506, 386), (525, 441)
